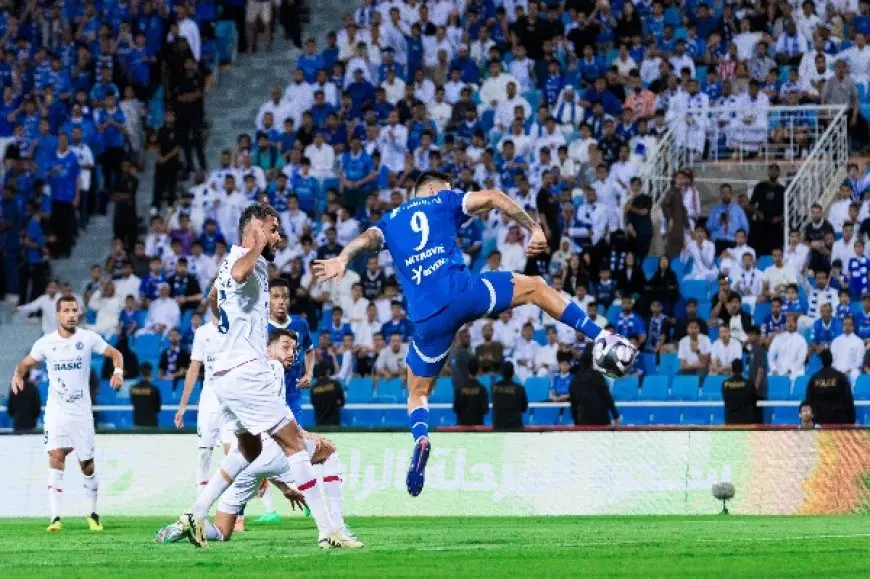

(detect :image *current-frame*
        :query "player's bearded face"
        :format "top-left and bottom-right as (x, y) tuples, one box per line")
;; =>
(280, 337), (296, 368)
(261, 215), (280, 262)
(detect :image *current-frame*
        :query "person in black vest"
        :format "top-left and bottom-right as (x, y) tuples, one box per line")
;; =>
(361, 255), (387, 300)
(153, 109), (181, 211)
(168, 257), (203, 312)
(159, 328), (191, 391)
(311, 363), (345, 426)
(569, 344), (620, 426)
(805, 349), (855, 424)
(7, 376), (41, 432)
(453, 358), (489, 426)
(722, 359), (759, 424)
(131, 362), (162, 427)
(491, 362), (528, 431)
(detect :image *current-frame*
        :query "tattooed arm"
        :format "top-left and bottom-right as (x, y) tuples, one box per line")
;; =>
(464, 189), (548, 254)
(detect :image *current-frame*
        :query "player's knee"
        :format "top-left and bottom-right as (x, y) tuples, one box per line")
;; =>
(311, 438), (335, 464)
(80, 459), (95, 476)
(237, 433), (263, 461)
(48, 451), (66, 470)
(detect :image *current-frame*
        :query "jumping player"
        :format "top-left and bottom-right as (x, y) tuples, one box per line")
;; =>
(313, 171), (633, 496)
(11, 295), (125, 532)
(176, 204), (357, 549)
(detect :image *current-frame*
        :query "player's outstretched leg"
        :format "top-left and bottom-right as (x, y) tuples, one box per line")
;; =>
(80, 459), (102, 532)
(47, 450), (67, 532)
(308, 435), (354, 537)
(405, 371), (437, 497)
(510, 274), (604, 339)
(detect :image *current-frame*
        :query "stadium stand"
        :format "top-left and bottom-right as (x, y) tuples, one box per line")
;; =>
(1, 0), (870, 434)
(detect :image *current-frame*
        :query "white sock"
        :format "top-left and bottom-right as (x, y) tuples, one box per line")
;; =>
(83, 473), (99, 515)
(196, 447), (214, 493)
(260, 484), (275, 513)
(321, 453), (346, 530)
(191, 449), (250, 520)
(48, 468), (63, 520)
(286, 451), (334, 536)
(203, 519), (225, 541)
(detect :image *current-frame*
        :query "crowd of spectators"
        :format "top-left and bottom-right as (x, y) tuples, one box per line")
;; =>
(8, 0), (870, 426)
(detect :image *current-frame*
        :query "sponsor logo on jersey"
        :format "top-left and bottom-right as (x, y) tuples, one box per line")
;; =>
(53, 360), (83, 371)
(411, 257), (447, 284)
(404, 245), (445, 267)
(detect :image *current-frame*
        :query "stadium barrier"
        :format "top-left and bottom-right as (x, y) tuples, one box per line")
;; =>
(2, 430), (870, 517)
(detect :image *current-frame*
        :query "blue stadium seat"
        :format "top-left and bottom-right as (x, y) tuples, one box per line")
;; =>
(215, 20), (237, 63)
(696, 301), (711, 321)
(533, 328), (547, 345)
(680, 280), (710, 302)
(523, 89), (542, 111)
(375, 379), (405, 402)
(352, 409), (384, 427)
(606, 303), (621, 324)
(480, 108), (495, 133)
(753, 301), (771, 325)
(611, 376), (639, 401)
(708, 325), (719, 342)
(134, 310), (148, 329)
(649, 407), (681, 425)
(682, 406), (711, 425)
(642, 256), (659, 279)
(696, 65), (708, 86)
(792, 375), (810, 400)
(134, 334), (163, 360)
(770, 406), (800, 425)
(430, 408), (456, 427)
(854, 375), (870, 400)
(636, 352), (657, 376)
(700, 375), (725, 400)
(709, 406), (724, 425)
(529, 405), (560, 426)
(806, 354), (822, 375)
(671, 258), (686, 279)
(296, 408), (315, 427)
(430, 377), (454, 403)
(757, 255), (774, 270)
(346, 377), (375, 403)
(670, 375), (699, 401)
(638, 375), (669, 400)
(524, 377), (551, 402)
(658, 353), (680, 376)
(766, 375), (792, 400)
(619, 406), (650, 425)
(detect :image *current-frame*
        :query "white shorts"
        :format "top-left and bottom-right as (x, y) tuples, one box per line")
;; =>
(44, 416), (96, 461)
(217, 437), (295, 515)
(197, 405), (222, 449)
(214, 360), (292, 437)
(246, 1), (272, 24)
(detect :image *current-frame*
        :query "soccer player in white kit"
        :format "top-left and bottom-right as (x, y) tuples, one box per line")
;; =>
(10, 295), (125, 532)
(175, 318), (223, 492)
(176, 205), (359, 549)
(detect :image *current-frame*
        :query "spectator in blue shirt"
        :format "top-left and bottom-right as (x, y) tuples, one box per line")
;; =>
(46, 132), (81, 258)
(94, 93), (127, 194)
(450, 44), (479, 84)
(380, 301), (414, 342)
(581, 77), (623, 117)
(856, 293), (870, 341)
(707, 183), (749, 254)
(291, 156), (319, 214)
(615, 296), (648, 349)
(592, 268), (618, 308)
(320, 31), (339, 71)
(327, 306), (352, 344)
(458, 217), (483, 266)
(139, 257), (167, 303)
(297, 39), (323, 83)
(550, 353), (572, 402)
(199, 219), (225, 256)
(810, 303), (843, 354)
(848, 239), (869, 297)
(89, 67), (120, 108)
(339, 135), (376, 212)
(20, 200), (47, 304)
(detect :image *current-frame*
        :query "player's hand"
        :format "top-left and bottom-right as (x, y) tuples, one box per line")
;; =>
(174, 406), (186, 429)
(109, 373), (123, 390)
(527, 226), (548, 255)
(297, 372), (313, 389)
(312, 256), (347, 283)
(252, 220), (268, 251)
(284, 486), (308, 511)
(11, 373), (24, 395)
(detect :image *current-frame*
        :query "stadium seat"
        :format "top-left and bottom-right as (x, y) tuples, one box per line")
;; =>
(611, 376), (639, 401)
(352, 409), (384, 428)
(430, 408), (456, 427)
(642, 256), (659, 279)
(699, 375), (725, 400)
(480, 109), (495, 133)
(753, 301), (771, 325)
(649, 407), (681, 425)
(770, 406), (800, 425)
(682, 406), (711, 425)
(523, 89), (542, 111)
(430, 377), (454, 403)
(529, 405), (561, 426)
(296, 408), (315, 428)
(134, 334), (163, 360)
(670, 375), (699, 401)
(215, 20), (237, 63)
(375, 378), (404, 402)
(757, 255), (774, 270)
(858, 408), (870, 426)
(709, 407), (724, 425)
(671, 258), (686, 279)
(766, 376), (792, 400)
(854, 375), (870, 400)
(638, 375), (669, 400)
(680, 280), (709, 302)
(636, 352), (656, 376)
(346, 377), (375, 403)
(524, 377), (551, 402)
(533, 328), (547, 345)
(658, 353), (680, 376)
(806, 354), (822, 375)
(619, 406), (650, 425)
(792, 375), (810, 400)
(606, 303), (621, 324)
(696, 301), (711, 321)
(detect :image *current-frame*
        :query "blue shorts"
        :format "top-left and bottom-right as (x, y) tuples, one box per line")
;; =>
(407, 270), (515, 377)
(286, 394), (302, 421)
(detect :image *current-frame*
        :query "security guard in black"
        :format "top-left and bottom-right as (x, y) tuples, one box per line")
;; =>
(721, 359), (758, 424)
(805, 350), (855, 424)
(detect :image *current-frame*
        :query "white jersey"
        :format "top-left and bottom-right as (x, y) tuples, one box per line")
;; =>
(268, 359), (285, 399)
(213, 245), (270, 372)
(190, 322), (222, 408)
(29, 329), (109, 422)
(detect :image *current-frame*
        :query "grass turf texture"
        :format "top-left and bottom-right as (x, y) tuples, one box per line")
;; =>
(1, 516), (868, 577)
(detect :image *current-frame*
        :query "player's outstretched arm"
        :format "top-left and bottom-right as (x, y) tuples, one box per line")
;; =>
(10, 355), (39, 394)
(313, 228), (384, 282)
(465, 189), (548, 255)
(176, 359), (202, 428)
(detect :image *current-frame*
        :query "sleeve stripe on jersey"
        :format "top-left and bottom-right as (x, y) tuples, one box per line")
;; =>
(460, 191), (472, 217)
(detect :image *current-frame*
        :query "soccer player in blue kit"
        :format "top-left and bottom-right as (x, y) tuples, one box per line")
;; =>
(267, 278), (315, 419)
(313, 171), (627, 496)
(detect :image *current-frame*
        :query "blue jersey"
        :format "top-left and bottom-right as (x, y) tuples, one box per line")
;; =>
(372, 189), (473, 322)
(856, 309), (870, 340)
(269, 315), (313, 408)
(552, 373), (571, 397)
(809, 318), (842, 347)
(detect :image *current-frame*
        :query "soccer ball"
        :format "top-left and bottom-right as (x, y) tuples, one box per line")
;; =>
(592, 333), (638, 378)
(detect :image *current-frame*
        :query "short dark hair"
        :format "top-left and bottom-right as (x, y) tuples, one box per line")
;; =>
(268, 328), (296, 346)
(238, 204), (278, 241)
(56, 295), (79, 311)
(413, 170), (452, 197)
(270, 277), (289, 289)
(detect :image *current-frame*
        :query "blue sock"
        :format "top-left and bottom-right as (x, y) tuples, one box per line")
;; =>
(409, 406), (430, 442)
(559, 302), (603, 339)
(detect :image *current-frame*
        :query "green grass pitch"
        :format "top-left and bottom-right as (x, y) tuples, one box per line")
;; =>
(1, 516), (868, 577)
